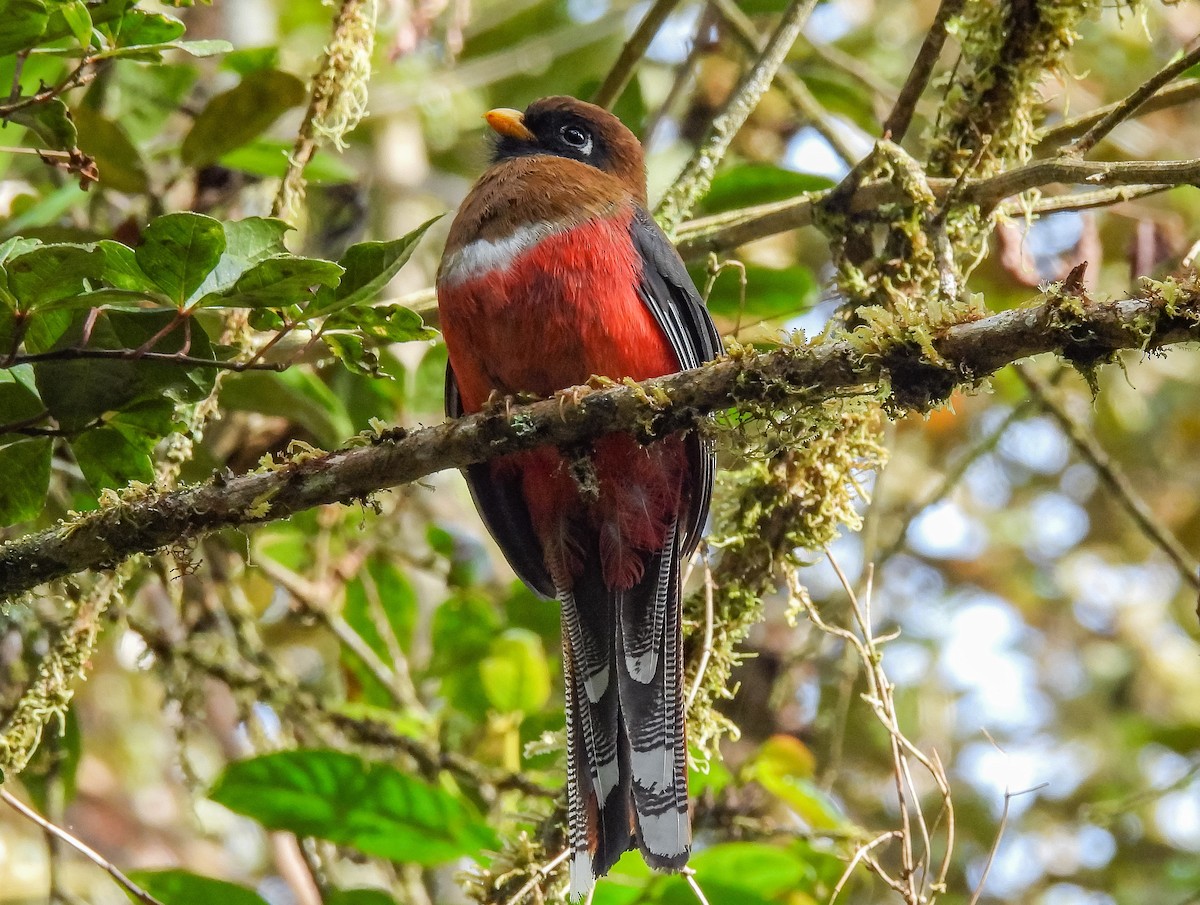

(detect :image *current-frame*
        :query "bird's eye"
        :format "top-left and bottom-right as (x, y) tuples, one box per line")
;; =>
(560, 125), (592, 154)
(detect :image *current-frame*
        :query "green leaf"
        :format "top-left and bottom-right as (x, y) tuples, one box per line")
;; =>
(323, 332), (381, 377)
(3, 243), (104, 310)
(308, 218), (439, 317)
(220, 137), (355, 184)
(181, 69), (307, 168)
(221, 45), (280, 76)
(326, 890), (399, 905)
(219, 367), (352, 449)
(6, 97), (77, 151)
(0, 0), (48, 56)
(196, 254), (343, 309)
(341, 557), (419, 706)
(33, 310), (216, 430)
(68, 406), (163, 493)
(209, 750), (498, 864)
(59, 0), (93, 46)
(699, 263), (818, 322)
(0, 438), (51, 525)
(73, 105), (149, 194)
(124, 870), (268, 905)
(0, 364), (45, 435)
(114, 9), (185, 45)
(746, 736), (848, 830)
(107, 61), (196, 145)
(135, 212), (226, 306)
(688, 843), (816, 897)
(190, 218), (295, 299)
(480, 628), (551, 715)
(95, 240), (155, 292)
(88, 38), (232, 61)
(428, 591), (500, 718)
(701, 164), (835, 215)
(323, 303), (437, 344)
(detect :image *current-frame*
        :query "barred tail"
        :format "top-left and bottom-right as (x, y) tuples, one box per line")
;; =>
(561, 520), (690, 900)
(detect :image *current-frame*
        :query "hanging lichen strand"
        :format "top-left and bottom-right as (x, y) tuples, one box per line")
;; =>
(684, 401), (889, 761)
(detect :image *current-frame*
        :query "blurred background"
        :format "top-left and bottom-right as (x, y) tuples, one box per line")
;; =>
(2, 1), (1200, 903)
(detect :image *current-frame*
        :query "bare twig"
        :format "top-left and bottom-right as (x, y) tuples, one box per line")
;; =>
(676, 154), (1200, 256)
(5, 346), (287, 372)
(686, 557), (716, 708)
(882, 0), (966, 143)
(1016, 364), (1200, 591)
(710, 0), (858, 166)
(655, 0), (820, 234)
(501, 848), (570, 905)
(1035, 78), (1200, 151)
(1069, 41), (1200, 157)
(592, 0), (685, 110)
(0, 789), (167, 905)
(683, 868), (712, 905)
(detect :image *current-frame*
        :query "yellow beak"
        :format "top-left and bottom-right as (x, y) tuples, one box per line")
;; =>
(485, 107), (536, 142)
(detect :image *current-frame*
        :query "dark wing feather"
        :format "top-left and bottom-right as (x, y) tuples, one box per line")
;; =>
(445, 367), (556, 598)
(629, 207), (724, 557)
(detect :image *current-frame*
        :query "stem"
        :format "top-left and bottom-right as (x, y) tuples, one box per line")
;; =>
(592, 0), (685, 110)
(655, 0), (820, 235)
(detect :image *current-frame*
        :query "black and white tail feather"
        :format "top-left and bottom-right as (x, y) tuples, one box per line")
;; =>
(560, 518), (690, 899)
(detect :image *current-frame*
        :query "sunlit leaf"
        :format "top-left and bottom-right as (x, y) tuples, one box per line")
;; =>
(196, 254), (343, 309)
(308, 218), (439, 317)
(125, 870), (268, 905)
(0, 0), (49, 56)
(134, 212), (226, 306)
(209, 750), (498, 864)
(701, 164), (835, 214)
(480, 628), (551, 715)
(698, 263), (818, 322)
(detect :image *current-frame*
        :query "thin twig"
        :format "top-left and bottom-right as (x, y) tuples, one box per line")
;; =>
(686, 557), (716, 709)
(710, 0), (858, 166)
(1016, 364), (1200, 591)
(0, 789), (167, 905)
(829, 830), (903, 903)
(1069, 41), (1200, 157)
(502, 848), (570, 905)
(6, 346), (287, 372)
(1036, 78), (1200, 150)
(592, 0), (685, 110)
(876, 399), (1036, 569)
(655, 0), (820, 234)
(682, 868), (712, 905)
(882, 0), (966, 143)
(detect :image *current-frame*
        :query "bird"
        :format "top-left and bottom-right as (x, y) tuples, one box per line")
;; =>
(436, 96), (722, 898)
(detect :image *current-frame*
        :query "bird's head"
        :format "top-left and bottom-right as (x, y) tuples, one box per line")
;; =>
(485, 96), (646, 203)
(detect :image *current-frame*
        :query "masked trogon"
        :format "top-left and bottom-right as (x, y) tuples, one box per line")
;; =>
(436, 95), (722, 898)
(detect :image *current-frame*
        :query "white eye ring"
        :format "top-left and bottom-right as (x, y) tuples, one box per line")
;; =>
(560, 125), (593, 155)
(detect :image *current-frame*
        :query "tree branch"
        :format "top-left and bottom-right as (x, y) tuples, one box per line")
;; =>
(676, 155), (1200, 257)
(1068, 41), (1200, 158)
(881, 0), (965, 143)
(2, 286), (1198, 600)
(592, 0), (685, 109)
(655, 0), (820, 234)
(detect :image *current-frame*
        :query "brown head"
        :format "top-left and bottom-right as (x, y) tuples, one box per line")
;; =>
(484, 96), (647, 205)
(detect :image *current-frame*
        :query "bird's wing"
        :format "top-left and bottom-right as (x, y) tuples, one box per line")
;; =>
(629, 206), (724, 557)
(444, 368), (556, 598)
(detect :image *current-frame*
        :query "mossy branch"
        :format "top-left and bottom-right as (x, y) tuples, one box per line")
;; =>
(2, 283), (1198, 601)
